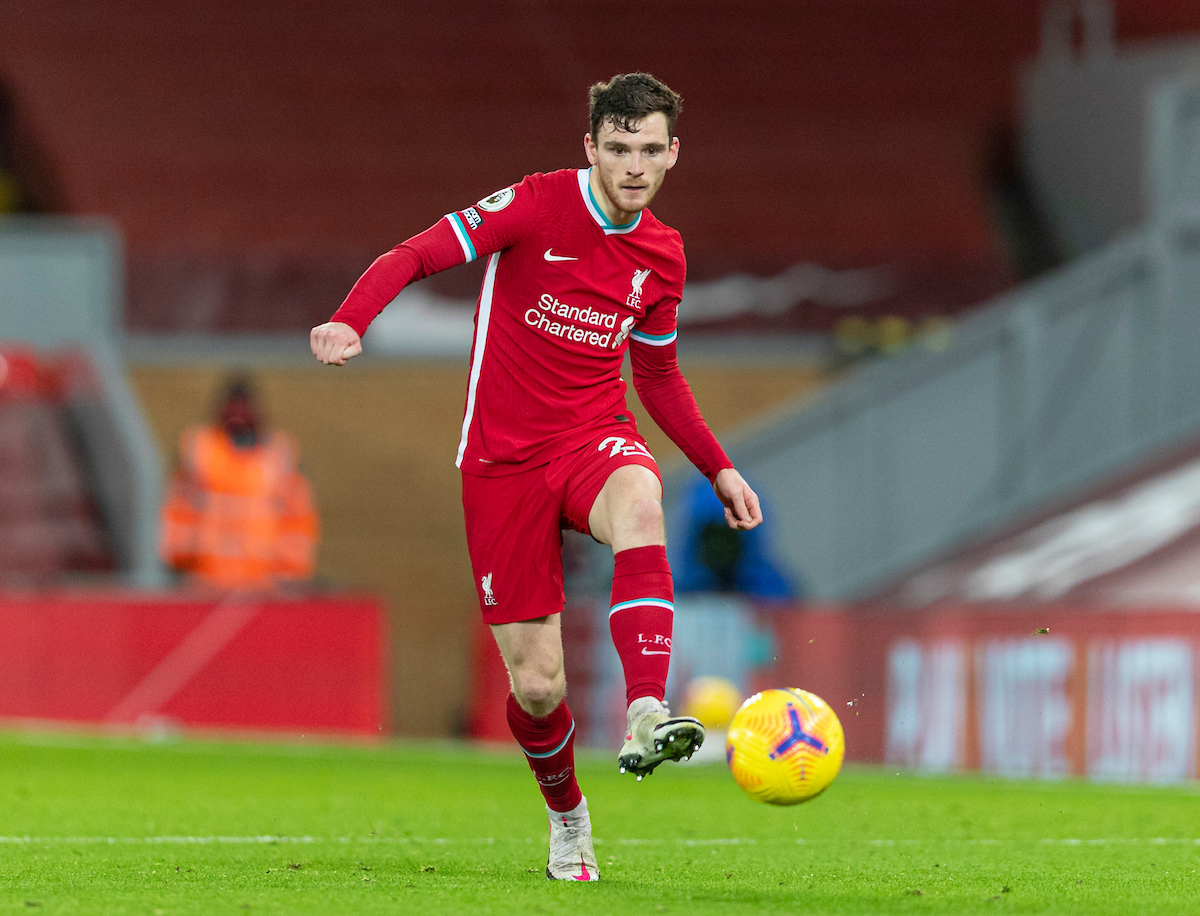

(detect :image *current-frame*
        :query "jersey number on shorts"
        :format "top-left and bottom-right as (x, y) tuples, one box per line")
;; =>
(598, 436), (654, 460)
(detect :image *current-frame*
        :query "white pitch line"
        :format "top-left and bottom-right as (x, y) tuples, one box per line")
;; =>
(0, 836), (319, 845)
(0, 835), (759, 847)
(866, 837), (1200, 847)
(1038, 837), (1200, 846)
(3, 835), (1198, 847)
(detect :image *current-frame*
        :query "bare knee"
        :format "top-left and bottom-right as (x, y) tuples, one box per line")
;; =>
(626, 494), (665, 541)
(604, 492), (665, 551)
(510, 665), (566, 718)
(491, 616), (566, 717)
(590, 466), (666, 549)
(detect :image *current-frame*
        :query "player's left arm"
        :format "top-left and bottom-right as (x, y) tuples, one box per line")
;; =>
(630, 330), (762, 531)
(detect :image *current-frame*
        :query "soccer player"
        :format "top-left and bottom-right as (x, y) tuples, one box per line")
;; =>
(311, 72), (762, 881)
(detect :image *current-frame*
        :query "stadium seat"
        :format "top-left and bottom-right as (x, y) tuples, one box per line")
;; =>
(0, 355), (115, 580)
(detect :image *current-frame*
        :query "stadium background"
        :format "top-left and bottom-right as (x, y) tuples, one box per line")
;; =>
(3, 0), (1200, 763)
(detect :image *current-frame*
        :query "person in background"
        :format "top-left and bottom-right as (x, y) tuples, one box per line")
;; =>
(0, 82), (62, 215)
(672, 473), (797, 599)
(0, 84), (23, 214)
(160, 375), (318, 590)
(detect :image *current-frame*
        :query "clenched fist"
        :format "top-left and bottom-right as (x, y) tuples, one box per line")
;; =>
(310, 322), (363, 366)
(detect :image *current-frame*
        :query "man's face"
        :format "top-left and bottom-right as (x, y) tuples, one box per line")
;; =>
(219, 395), (259, 448)
(585, 112), (679, 219)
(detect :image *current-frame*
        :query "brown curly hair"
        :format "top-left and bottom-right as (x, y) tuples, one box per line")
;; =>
(588, 73), (682, 139)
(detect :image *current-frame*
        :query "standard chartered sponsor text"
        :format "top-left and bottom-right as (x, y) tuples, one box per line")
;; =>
(525, 292), (619, 347)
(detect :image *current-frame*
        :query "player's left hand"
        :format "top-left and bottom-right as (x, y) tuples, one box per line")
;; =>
(713, 468), (763, 531)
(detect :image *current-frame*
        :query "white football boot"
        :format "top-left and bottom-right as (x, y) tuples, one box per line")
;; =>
(618, 696), (705, 780)
(545, 797), (600, 881)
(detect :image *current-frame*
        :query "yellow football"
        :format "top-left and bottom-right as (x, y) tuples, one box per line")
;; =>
(725, 688), (845, 805)
(681, 676), (744, 729)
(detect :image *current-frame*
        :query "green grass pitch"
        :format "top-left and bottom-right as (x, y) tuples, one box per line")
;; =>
(3, 730), (1200, 914)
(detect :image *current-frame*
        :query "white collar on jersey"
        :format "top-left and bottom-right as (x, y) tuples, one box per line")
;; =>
(578, 168), (642, 236)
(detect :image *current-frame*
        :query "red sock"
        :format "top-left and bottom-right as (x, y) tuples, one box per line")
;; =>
(608, 544), (674, 707)
(506, 694), (583, 813)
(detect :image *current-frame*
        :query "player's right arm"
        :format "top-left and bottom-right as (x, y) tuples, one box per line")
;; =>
(311, 177), (543, 365)
(310, 321), (362, 366)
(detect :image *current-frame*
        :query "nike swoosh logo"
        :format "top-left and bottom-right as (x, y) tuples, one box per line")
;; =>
(641, 648), (671, 656)
(573, 856), (592, 881)
(544, 249), (578, 262)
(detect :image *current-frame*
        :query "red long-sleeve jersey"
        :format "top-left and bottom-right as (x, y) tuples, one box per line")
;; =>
(331, 168), (732, 481)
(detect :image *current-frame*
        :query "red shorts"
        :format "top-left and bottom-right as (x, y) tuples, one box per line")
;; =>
(461, 425), (661, 625)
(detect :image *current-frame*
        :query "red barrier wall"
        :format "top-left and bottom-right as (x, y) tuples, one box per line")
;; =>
(758, 604), (1200, 781)
(0, 592), (387, 736)
(463, 601), (1200, 781)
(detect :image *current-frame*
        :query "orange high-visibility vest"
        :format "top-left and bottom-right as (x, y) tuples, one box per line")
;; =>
(160, 425), (318, 588)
